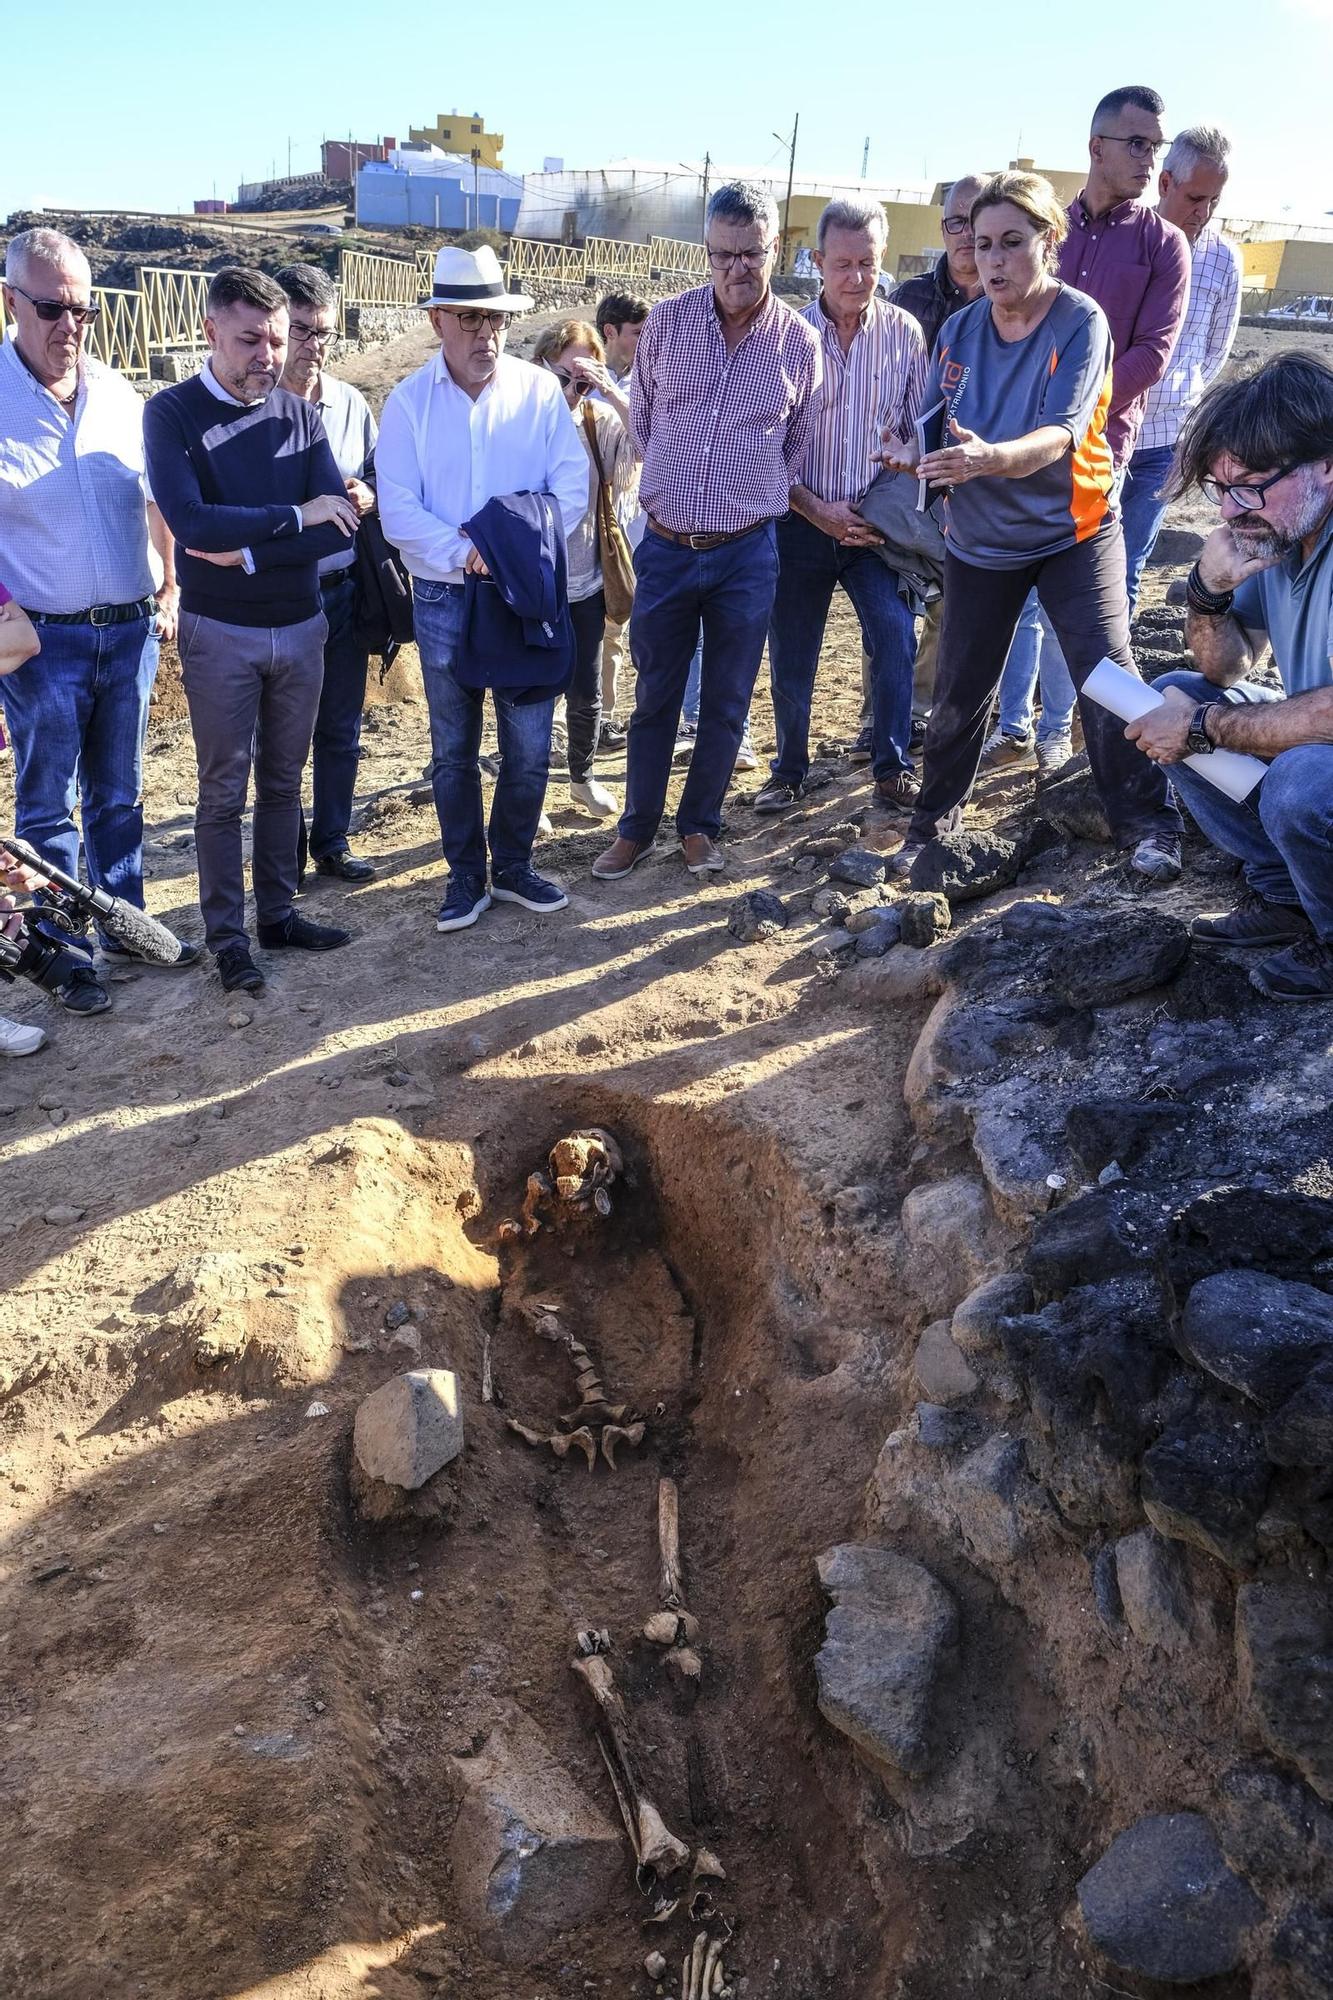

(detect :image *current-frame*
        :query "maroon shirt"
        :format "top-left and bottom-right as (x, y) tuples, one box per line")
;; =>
(1057, 195), (1189, 467)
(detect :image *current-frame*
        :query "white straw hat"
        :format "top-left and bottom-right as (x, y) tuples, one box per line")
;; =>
(419, 243), (533, 312)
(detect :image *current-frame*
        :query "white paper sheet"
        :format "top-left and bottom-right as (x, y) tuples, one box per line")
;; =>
(1082, 658), (1268, 804)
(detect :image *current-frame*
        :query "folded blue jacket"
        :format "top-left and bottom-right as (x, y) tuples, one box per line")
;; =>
(457, 490), (575, 704)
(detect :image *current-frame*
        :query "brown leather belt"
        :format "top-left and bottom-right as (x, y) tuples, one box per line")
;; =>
(646, 516), (768, 552)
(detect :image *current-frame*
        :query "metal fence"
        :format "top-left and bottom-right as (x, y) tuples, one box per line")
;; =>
(137, 266), (212, 352)
(337, 246), (421, 309)
(86, 287), (152, 378)
(586, 236), (654, 283)
(505, 238), (592, 287)
(649, 236), (708, 282)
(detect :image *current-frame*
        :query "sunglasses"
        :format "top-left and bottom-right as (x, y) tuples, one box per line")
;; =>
(9, 284), (100, 325)
(548, 364), (590, 396)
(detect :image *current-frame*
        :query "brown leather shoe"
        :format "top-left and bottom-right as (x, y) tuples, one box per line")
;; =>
(680, 833), (725, 875)
(592, 836), (654, 880)
(874, 772), (921, 814)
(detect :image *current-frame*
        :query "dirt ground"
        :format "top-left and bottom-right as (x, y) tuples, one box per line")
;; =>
(0, 317), (1315, 2000)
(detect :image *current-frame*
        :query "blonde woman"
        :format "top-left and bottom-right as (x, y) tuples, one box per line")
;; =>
(533, 319), (639, 820)
(886, 170), (1181, 880)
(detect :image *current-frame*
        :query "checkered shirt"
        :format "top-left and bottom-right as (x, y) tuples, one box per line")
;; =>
(1137, 226), (1242, 452)
(630, 285), (823, 535)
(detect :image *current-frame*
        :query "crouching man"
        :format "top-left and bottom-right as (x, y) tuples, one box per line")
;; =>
(1125, 353), (1333, 1001)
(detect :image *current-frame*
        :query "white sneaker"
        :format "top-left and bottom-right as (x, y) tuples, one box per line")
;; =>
(979, 723), (1036, 767)
(733, 743), (759, 773)
(1035, 732), (1074, 775)
(536, 811), (554, 837)
(0, 1015), (46, 1058)
(568, 776), (618, 820)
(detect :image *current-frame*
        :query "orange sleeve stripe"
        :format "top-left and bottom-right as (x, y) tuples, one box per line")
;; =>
(1069, 366), (1114, 543)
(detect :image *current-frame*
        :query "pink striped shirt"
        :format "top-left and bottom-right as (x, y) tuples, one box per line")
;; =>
(799, 295), (928, 504)
(630, 285), (823, 535)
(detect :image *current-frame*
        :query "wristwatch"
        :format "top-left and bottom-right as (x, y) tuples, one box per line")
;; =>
(1187, 704), (1216, 756)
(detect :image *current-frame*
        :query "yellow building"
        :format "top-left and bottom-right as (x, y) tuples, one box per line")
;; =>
(1234, 231), (1333, 300)
(408, 109), (504, 168)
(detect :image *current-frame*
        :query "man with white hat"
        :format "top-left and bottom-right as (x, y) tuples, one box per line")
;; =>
(376, 245), (588, 932)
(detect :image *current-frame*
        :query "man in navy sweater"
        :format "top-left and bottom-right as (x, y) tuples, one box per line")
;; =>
(144, 265), (360, 992)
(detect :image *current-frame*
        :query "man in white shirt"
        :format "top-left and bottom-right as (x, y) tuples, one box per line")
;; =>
(376, 246), (587, 934)
(0, 227), (191, 1016)
(276, 264), (380, 884)
(1123, 125), (1242, 612)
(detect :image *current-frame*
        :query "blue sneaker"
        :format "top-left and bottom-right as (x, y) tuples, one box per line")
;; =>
(491, 866), (569, 914)
(436, 875), (492, 932)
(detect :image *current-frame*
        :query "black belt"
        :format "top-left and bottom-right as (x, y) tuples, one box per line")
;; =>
(25, 596), (156, 628)
(321, 569), (355, 592)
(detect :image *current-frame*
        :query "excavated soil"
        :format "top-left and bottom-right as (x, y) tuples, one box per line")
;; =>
(1, 319), (1324, 2000)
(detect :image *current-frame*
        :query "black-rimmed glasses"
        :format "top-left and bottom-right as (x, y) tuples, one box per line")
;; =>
(1095, 134), (1165, 161)
(942, 217), (975, 237)
(8, 285), (100, 325)
(706, 244), (774, 270)
(1200, 464), (1301, 511)
(290, 321), (338, 348)
(443, 309), (510, 333)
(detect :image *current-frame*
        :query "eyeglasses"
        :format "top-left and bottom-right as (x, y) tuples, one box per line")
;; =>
(942, 217), (975, 237)
(290, 320), (338, 347)
(8, 285), (100, 325)
(1095, 133), (1166, 161)
(443, 309), (510, 333)
(1201, 463), (1301, 511)
(706, 244), (774, 270)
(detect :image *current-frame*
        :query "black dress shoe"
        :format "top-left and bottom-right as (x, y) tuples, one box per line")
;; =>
(314, 849), (377, 883)
(256, 913), (352, 951)
(213, 944), (262, 992)
(598, 720), (627, 751)
(217, 944), (265, 992)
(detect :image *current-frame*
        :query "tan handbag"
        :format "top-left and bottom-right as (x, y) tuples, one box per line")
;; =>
(581, 401), (636, 625)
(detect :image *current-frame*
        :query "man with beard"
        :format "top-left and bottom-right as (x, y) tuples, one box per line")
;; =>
(1126, 353), (1333, 1002)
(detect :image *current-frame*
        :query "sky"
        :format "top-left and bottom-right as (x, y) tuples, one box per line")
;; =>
(5, 0), (1332, 227)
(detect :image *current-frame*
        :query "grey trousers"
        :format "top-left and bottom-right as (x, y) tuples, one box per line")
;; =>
(179, 608), (326, 952)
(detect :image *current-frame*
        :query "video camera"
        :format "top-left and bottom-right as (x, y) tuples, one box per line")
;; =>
(0, 834), (191, 994)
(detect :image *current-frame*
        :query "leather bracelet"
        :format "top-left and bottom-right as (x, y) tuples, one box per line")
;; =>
(1186, 561), (1235, 616)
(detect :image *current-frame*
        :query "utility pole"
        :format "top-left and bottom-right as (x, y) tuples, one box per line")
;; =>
(861, 136), (870, 179)
(472, 146), (481, 231)
(772, 113), (799, 272)
(701, 150), (711, 239)
(287, 134), (292, 178)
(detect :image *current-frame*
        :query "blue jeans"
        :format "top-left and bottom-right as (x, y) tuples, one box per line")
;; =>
(997, 592), (1077, 743)
(622, 522), (778, 842)
(1121, 444), (1177, 617)
(768, 511), (916, 784)
(683, 632), (753, 753)
(1153, 670), (1333, 941)
(309, 570), (370, 858)
(413, 579), (554, 883)
(0, 611), (156, 907)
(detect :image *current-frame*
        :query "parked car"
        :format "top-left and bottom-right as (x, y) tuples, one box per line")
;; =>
(1263, 293), (1333, 321)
